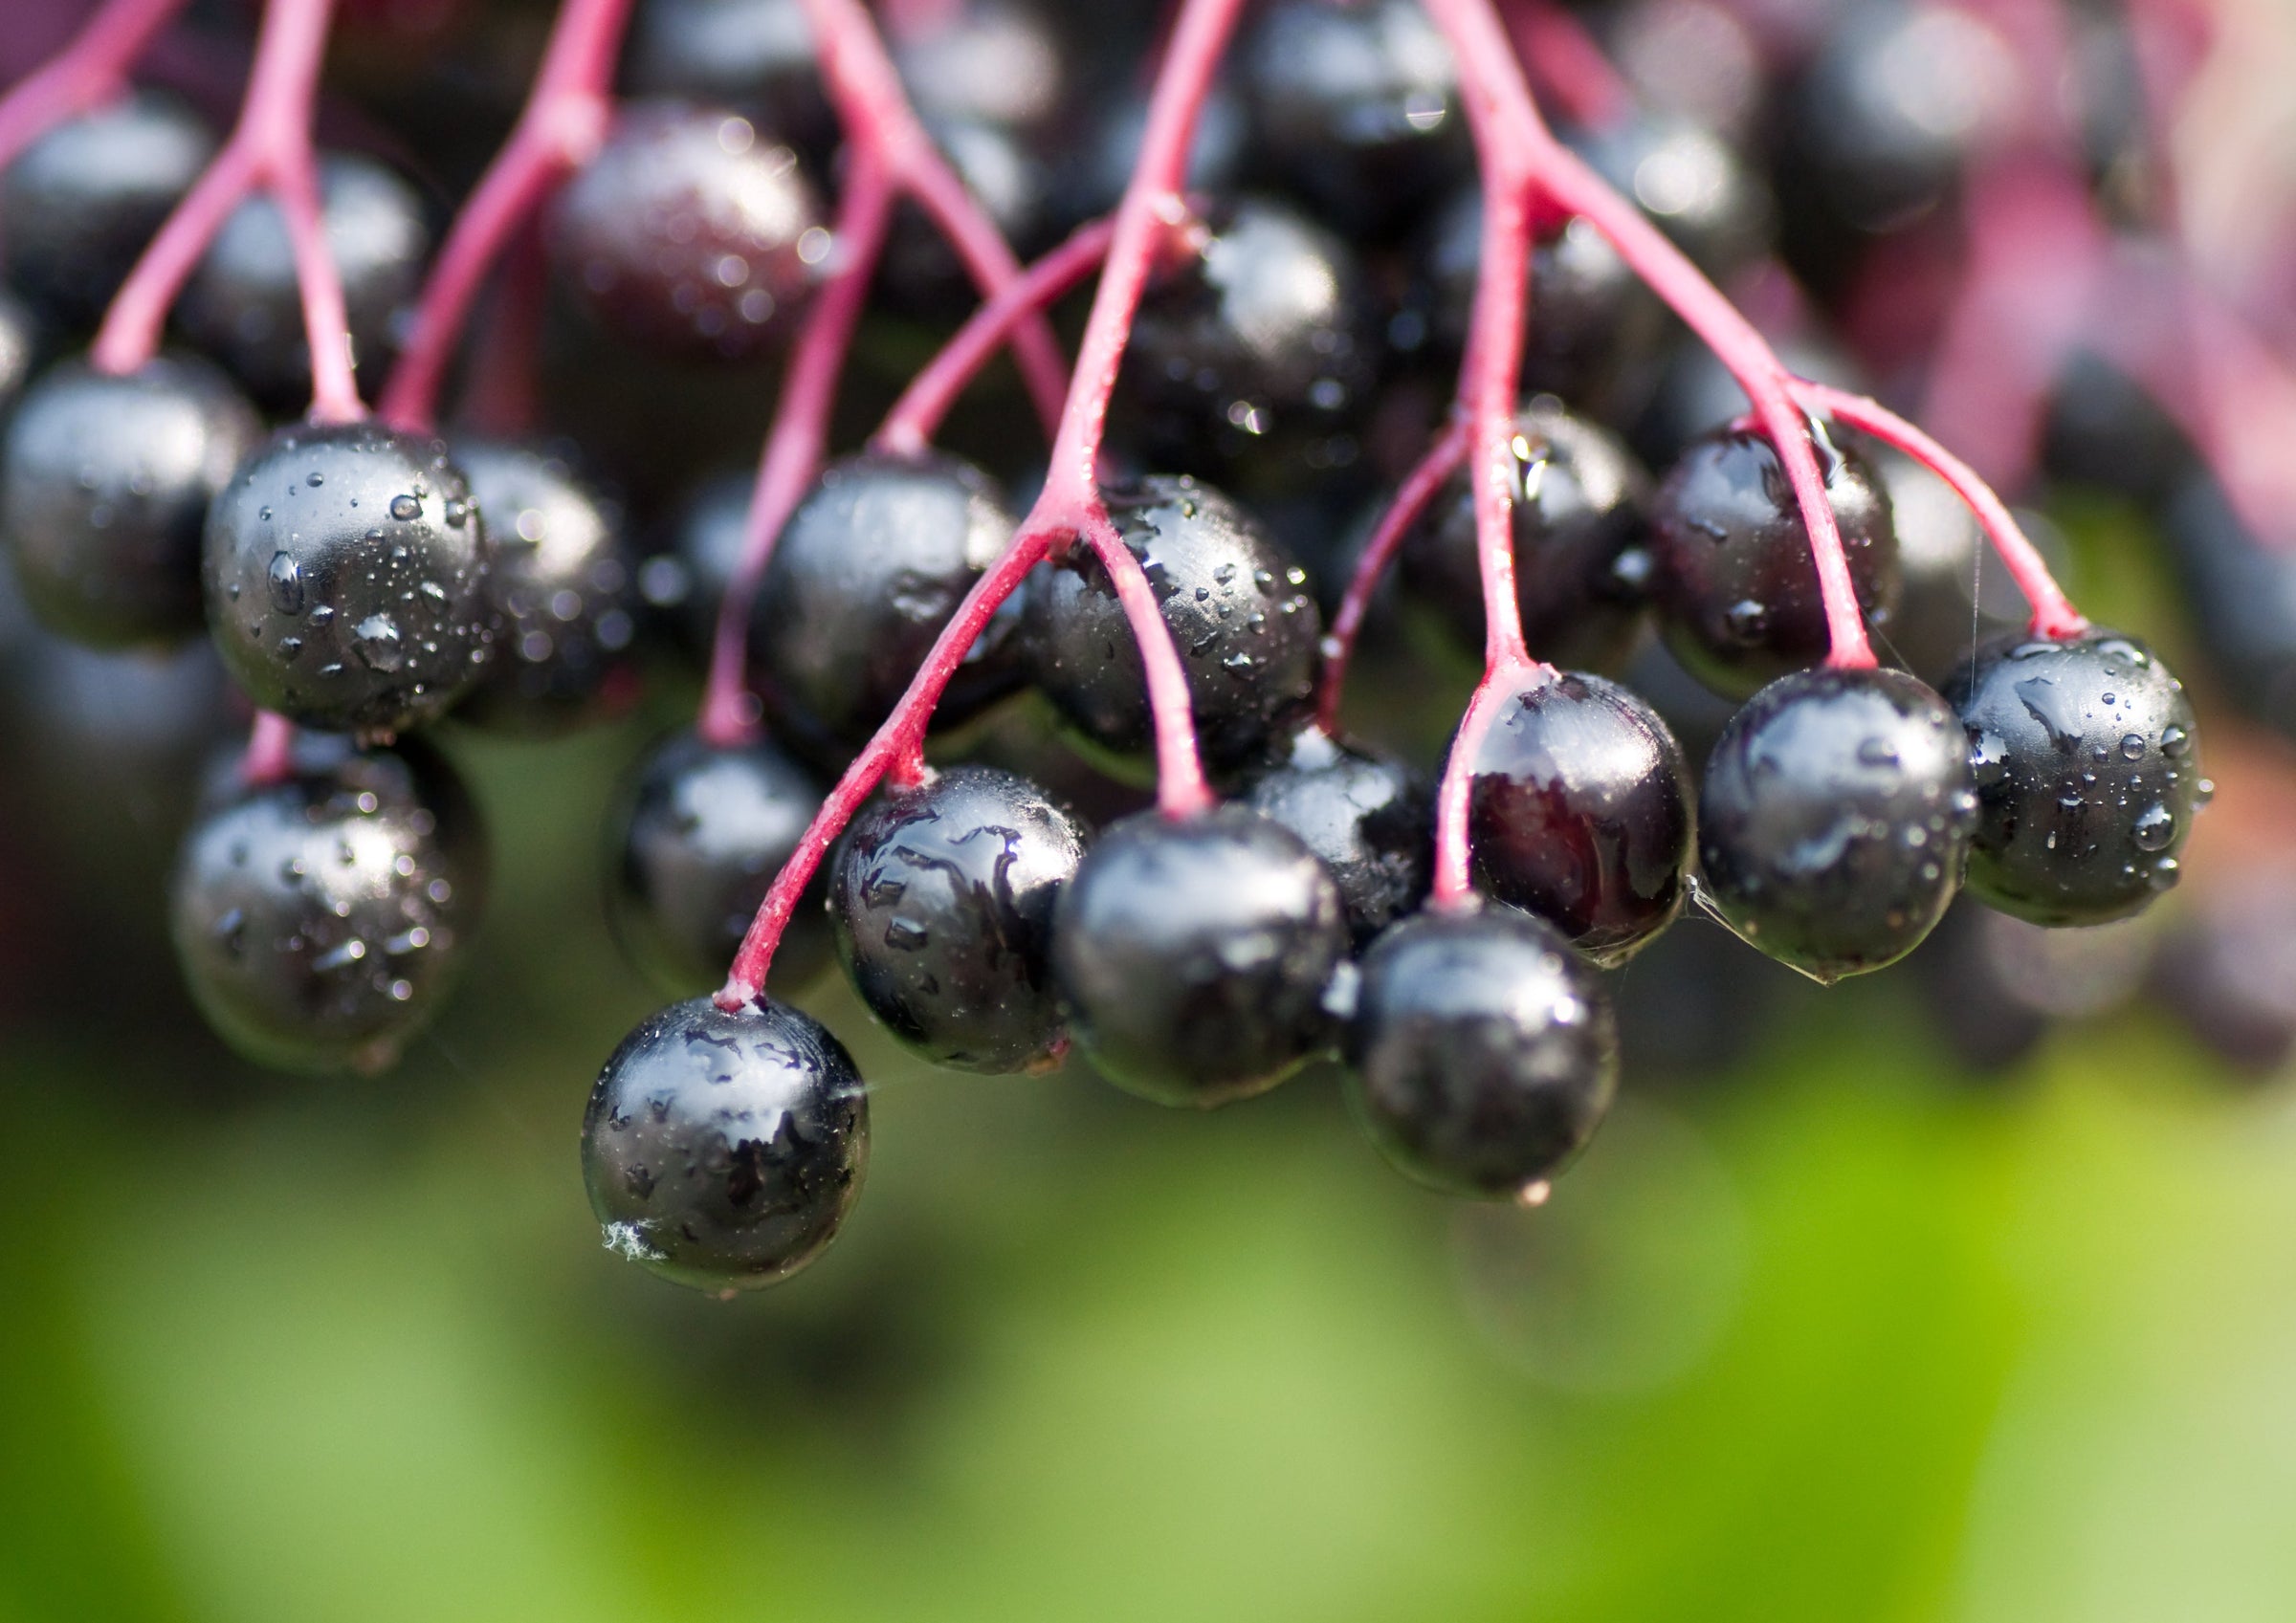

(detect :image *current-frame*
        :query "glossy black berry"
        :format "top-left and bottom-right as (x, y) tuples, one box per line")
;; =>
(1239, 727), (1430, 950)
(640, 468), (749, 660)
(757, 452), (1023, 750)
(1651, 423), (1900, 699)
(1344, 906), (1619, 1200)
(203, 421), (495, 736)
(549, 100), (825, 363)
(610, 728), (831, 998)
(1698, 666), (1978, 981)
(178, 154), (431, 407)
(830, 765), (1087, 1073)
(1401, 399), (1654, 672)
(1051, 806), (1348, 1108)
(1570, 114), (1772, 280)
(1941, 629), (2201, 926)
(1465, 669), (1692, 965)
(0, 288), (36, 424)
(0, 92), (215, 329)
(1024, 475), (1322, 775)
(888, 0), (1068, 135)
(877, 115), (1056, 318)
(626, 0), (833, 159)
(169, 736), (484, 1072)
(2164, 472), (2296, 741)
(582, 993), (867, 1292)
(451, 441), (638, 735)
(1114, 197), (1379, 489)
(1237, 0), (1468, 238)
(3, 355), (260, 648)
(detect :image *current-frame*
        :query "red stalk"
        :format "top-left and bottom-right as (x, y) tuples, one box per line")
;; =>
(0, 0), (187, 175)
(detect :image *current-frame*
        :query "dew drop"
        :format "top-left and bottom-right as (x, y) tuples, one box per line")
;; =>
(2120, 734), (2146, 760)
(267, 551), (305, 614)
(2130, 803), (2175, 851)
(352, 615), (406, 672)
(388, 493), (421, 521)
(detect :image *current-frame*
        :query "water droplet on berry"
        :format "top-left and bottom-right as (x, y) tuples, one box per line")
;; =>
(2130, 803), (2175, 851)
(2160, 725), (2190, 758)
(388, 493), (421, 521)
(1723, 599), (1767, 639)
(352, 615), (405, 672)
(2120, 734), (2146, 760)
(267, 552), (305, 614)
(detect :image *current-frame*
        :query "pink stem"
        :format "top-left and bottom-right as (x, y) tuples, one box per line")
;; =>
(712, 0), (1247, 1000)
(1429, 656), (1541, 907)
(1500, 0), (1630, 132)
(378, 0), (629, 433)
(792, 0), (1068, 435)
(0, 0), (187, 174)
(872, 215), (1115, 457)
(1315, 420), (1468, 734)
(90, 0), (361, 421)
(695, 152), (897, 748)
(1795, 381), (2087, 641)
(239, 710), (298, 786)
(457, 215), (548, 439)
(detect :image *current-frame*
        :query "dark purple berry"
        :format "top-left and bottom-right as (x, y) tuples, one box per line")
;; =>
(756, 451), (1022, 750)
(0, 288), (36, 424)
(2152, 871), (2296, 1073)
(1051, 806), (1348, 1107)
(1240, 726), (1430, 949)
(639, 467), (749, 660)
(1465, 669), (1692, 965)
(451, 440), (639, 735)
(1569, 113), (1772, 280)
(582, 993), (867, 1292)
(1402, 398), (1654, 671)
(1698, 666), (1977, 980)
(1237, 0), (1468, 238)
(1941, 629), (2200, 925)
(830, 764), (1086, 1073)
(0, 92), (215, 329)
(888, 0), (1069, 135)
(168, 735), (484, 1072)
(203, 421), (495, 736)
(548, 100), (825, 363)
(2164, 472), (2296, 741)
(1114, 197), (1379, 488)
(178, 154), (431, 408)
(610, 728), (831, 998)
(626, 0), (833, 159)
(3, 354), (260, 647)
(1345, 906), (1619, 1199)
(1024, 474), (1322, 775)
(1650, 423), (1900, 699)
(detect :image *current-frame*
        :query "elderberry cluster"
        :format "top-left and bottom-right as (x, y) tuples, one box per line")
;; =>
(0, 0), (2279, 1305)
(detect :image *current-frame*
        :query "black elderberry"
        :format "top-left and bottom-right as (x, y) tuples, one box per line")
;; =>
(203, 421), (495, 736)
(3, 354), (260, 648)
(1237, 0), (1468, 239)
(626, 0), (834, 161)
(178, 154), (432, 408)
(0, 92), (216, 329)
(1650, 423), (1900, 699)
(2163, 472), (2296, 741)
(610, 728), (832, 998)
(582, 993), (867, 1292)
(1698, 666), (1978, 980)
(169, 735), (484, 1072)
(2152, 871), (2296, 1073)
(1051, 806), (1348, 1107)
(549, 100), (826, 364)
(1024, 475), (1322, 776)
(451, 441), (639, 735)
(1941, 629), (2201, 926)
(1063, 79), (1248, 225)
(1464, 669), (1692, 965)
(830, 765), (1087, 1073)
(639, 468), (750, 660)
(1345, 906), (1619, 1200)
(756, 451), (1024, 751)
(1570, 113), (1773, 281)
(2042, 351), (2194, 506)
(0, 289), (36, 425)
(1239, 727), (1430, 950)
(887, 0), (1069, 136)
(1401, 398), (1655, 672)
(1113, 196), (1380, 489)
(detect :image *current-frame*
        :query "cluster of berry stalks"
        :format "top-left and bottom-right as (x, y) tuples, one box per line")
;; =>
(0, 0), (2281, 1296)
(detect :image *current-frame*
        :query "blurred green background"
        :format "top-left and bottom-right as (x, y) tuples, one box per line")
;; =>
(3, 679), (2294, 1623)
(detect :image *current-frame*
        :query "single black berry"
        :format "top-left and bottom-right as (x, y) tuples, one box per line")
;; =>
(3, 354), (260, 647)
(451, 440), (638, 736)
(549, 100), (825, 363)
(582, 993), (867, 1292)
(1051, 806), (1348, 1107)
(1113, 196), (1379, 489)
(1650, 423), (1900, 699)
(1344, 906), (1619, 1199)
(169, 735), (484, 1072)
(1240, 726), (1429, 950)
(2164, 472), (2296, 742)
(203, 421), (495, 736)
(610, 728), (831, 998)
(1698, 666), (1977, 980)
(1024, 474), (1322, 776)
(639, 467), (749, 660)
(0, 92), (216, 329)
(1941, 629), (2201, 925)
(626, 0), (834, 160)
(1570, 113), (1773, 280)
(178, 154), (432, 407)
(1464, 669), (1692, 965)
(830, 764), (1086, 1073)
(756, 451), (1023, 750)
(1401, 398), (1654, 672)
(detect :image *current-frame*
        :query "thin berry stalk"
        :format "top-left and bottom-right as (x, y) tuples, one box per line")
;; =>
(239, 710), (297, 786)
(0, 0), (186, 172)
(1314, 420), (1468, 734)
